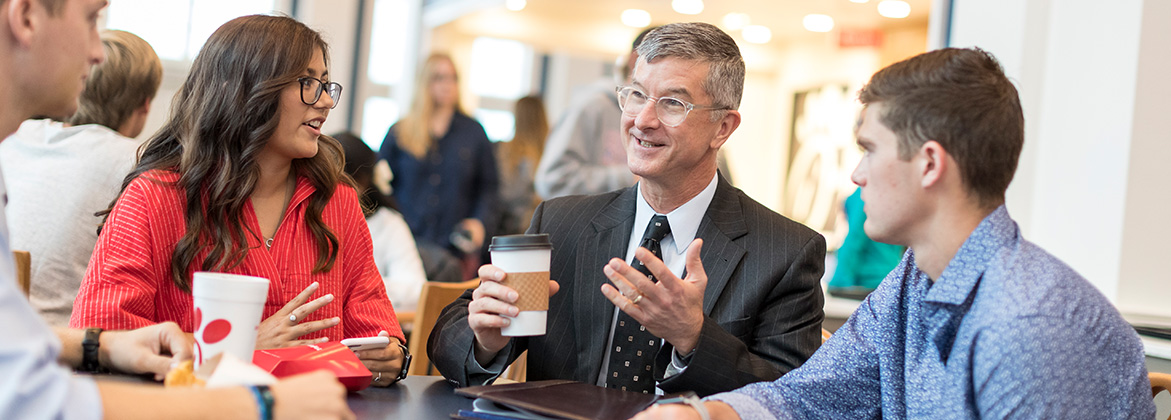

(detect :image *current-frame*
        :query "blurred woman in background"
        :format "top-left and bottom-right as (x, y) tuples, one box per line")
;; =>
(494, 95), (548, 236)
(379, 53), (498, 276)
(334, 131), (430, 315)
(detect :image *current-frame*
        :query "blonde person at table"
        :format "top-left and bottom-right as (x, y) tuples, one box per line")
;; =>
(0, 29), (160, 327)
(0, 0), (352, 418)
(70, 15), (408, 386)
(631, 48), (1155, 420)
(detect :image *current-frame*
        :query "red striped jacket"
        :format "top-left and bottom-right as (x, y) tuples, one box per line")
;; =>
(70, 170), (404, 344)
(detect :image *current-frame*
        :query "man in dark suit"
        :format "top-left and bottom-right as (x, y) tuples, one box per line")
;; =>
(428, 22), (825, 397)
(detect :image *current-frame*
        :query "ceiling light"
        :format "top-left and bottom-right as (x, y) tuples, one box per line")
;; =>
(742, 25), (772, 44)
(877, 0), (911, 18)
(621, 9), (651, 28)
(802, 14), (834, 33)
(723, 13), (750, 30)
(505, 0), (525, 11)
(672, 0), (704, 15)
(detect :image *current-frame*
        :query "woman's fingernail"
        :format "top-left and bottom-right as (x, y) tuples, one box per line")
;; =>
(323, 294), (334, 302)
(309, 282), (319, 290)
(318, 337), (329, 343)
(331, 317), (341, 324)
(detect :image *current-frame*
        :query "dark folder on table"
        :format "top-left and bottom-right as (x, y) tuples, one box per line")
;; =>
(452, 379), (662, 420)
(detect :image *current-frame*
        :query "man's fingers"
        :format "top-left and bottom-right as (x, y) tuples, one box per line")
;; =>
(472, 280), (519, 304)
(635, 247), (683, 293)
(279, 282), (320, 314)
(468, 312), (512, 329)
(469, 295), (519, 318)
(137, 353), (174, 379)
(602, 263), (638, 297)
(477, 264), (506, 282)
(682, 239), (706, 285)
(600, 283), (644, 319)
(606, 256), (655, 299)
(548, 280), (560, 297)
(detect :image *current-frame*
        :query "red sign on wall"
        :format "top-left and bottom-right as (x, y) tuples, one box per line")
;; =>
(839, 29), (884, 48)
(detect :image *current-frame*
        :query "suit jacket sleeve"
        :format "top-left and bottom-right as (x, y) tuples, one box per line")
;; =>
(426, 203), (546, 386)
(656, 233), (826, 397)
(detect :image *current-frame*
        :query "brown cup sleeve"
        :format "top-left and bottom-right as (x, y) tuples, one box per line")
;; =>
(501, 271), (549, 311)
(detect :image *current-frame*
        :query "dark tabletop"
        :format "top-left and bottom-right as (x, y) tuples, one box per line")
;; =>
(350, 376), (472, 419)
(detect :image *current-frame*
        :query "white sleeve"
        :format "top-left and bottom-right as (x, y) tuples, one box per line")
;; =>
(367, 208), (427, 313)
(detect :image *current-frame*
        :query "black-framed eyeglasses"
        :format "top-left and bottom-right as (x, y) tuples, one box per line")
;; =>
(615, 86), (729, 127)
(298, 76), (343, 109)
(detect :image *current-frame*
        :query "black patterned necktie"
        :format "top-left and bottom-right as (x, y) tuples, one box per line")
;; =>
(606, 215), (670, 394)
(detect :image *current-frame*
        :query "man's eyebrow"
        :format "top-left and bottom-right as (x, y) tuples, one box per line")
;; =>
(660, 86), (692, 100)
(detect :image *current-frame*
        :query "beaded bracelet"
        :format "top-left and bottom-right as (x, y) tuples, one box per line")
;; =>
(250, 385), (274, 420)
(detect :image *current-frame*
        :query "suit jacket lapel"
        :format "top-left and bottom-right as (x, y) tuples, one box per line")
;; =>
(696, 176), (747, 314)
(573, 187), (637, 380)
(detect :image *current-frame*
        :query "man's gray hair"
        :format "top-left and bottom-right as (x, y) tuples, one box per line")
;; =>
(636, 22), (745, 113)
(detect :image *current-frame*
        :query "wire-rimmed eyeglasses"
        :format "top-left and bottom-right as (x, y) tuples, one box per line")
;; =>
(615, 86), (729, 127)
(298, 76), (343, 109)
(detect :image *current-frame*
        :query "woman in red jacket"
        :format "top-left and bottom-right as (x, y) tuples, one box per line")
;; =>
(70, 14), (407, 386)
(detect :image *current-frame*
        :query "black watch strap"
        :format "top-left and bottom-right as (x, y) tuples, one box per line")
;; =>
(81, 327), (104, 373)
(395, 342), (411, 381)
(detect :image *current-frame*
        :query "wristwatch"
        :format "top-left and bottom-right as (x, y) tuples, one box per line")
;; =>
(81, 327), (104, 373)
(394, 342), (412, 382)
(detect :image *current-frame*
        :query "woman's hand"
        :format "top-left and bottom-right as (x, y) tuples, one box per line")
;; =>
(354, 330), (405, 387)
(256, 282), (339, 349)
(457, 218), (486, 250)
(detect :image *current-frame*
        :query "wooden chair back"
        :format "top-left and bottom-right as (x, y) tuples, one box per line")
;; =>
(1153, 372), (1171, 420)
(13, 250), (30, 298)
(408, 278), (480, 376)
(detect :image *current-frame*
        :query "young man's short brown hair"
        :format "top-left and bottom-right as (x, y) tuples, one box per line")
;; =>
(68, 30), (162, 130)
(858, 48), (1024, 208)
(0, 0), (66, 14)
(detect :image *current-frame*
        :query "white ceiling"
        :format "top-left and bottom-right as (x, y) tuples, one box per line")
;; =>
(441, 0), (932, 58)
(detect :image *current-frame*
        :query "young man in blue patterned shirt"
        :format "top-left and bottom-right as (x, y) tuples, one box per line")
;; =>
(633, 48), (1156, 419)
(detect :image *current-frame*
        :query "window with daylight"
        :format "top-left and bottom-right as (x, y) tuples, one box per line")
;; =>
(104, 0), (278, 61)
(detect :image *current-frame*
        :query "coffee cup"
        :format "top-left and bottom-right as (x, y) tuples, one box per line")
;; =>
(489, 234), (553, 336)
(191, 272), (270, 368)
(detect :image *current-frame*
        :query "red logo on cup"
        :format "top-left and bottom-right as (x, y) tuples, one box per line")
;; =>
(195, 307), (233, 344)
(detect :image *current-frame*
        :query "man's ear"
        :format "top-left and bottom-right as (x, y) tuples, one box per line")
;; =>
(918, 140), (948, 188)
(137, 97), (153, 115)
(5, 0), (37, 47)
(710, 110), (741, 150)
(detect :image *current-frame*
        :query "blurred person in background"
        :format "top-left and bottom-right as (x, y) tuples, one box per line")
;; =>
(1, 29), (161, 326)
(334, 131), (430, 315)
(493, 95), (548, 236)
(379, 53), (499, 279)
(533, 28), (653, 199)
(70, 14), (407, 387)
(827, 187), (904, 300)
(0, 0), (353, 418)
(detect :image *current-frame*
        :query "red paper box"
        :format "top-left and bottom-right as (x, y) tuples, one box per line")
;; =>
(253, 342), (372, 391)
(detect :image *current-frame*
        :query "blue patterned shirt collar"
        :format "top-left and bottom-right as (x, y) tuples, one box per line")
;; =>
(922, 205), (1014, 306)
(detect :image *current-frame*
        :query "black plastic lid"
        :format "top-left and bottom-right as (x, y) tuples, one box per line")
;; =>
(489, 234), (553, 252)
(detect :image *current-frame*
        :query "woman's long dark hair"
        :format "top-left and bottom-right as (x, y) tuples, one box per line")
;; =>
(100, 15), (348, 293)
